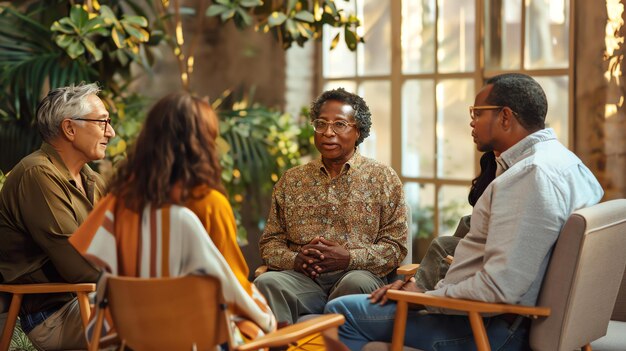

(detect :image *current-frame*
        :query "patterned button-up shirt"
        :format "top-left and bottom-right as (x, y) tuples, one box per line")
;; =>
(259, 151), (407, 277)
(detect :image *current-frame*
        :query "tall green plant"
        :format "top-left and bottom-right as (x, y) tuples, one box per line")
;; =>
(0, 1), (160, 172)
(216, 93), (314, 242)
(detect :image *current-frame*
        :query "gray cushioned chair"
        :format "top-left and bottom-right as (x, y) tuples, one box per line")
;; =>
(363, 199), (626, 351)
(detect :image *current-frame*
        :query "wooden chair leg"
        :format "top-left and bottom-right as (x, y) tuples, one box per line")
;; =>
(88, 308), (106, 351)
(468, 312), (490, 351)
(0, 293), (22, 351)
(76, 292), (91, 329)
(391, 301), (409, 351)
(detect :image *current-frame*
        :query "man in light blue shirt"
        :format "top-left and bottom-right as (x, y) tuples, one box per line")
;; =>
(325, 73), (604, 351)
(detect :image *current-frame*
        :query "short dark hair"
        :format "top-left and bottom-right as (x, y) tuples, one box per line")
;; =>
(485, 73), (547, 131)
(309, 88), (372, 146)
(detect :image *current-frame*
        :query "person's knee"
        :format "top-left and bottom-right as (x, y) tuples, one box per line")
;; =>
(253, 271), (284, 292)
(331, 271), (381, 299)
(324, 295), (350, 314)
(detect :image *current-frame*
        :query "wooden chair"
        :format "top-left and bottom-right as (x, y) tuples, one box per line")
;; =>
(0, 282), (95, 351)
(88, 275), (345, 351)
(369, 199), (626, 351)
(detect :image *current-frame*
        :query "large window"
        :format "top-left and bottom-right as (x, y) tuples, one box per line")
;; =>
(320, 0), (573, 260)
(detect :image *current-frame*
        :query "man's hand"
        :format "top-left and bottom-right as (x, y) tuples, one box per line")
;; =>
(293, 237), (324, 279)
(368, 277), (424, 306)
(303, 237), (350, 274)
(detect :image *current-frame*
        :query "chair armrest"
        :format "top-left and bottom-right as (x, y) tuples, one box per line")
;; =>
(235, 314), (345, 351)
(386, 290), (550, 317)
(0, 283), (96, 294)
(396, 264), (419, 277)
(254, 265), (269, 278)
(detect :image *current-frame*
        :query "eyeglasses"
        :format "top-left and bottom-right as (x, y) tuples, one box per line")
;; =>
(72, 117), (112, 131)
(469, 106), (504, 121)
(311, 119), (357, 134)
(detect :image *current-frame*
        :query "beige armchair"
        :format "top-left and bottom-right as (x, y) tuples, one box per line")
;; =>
(365, 199), (626, 351)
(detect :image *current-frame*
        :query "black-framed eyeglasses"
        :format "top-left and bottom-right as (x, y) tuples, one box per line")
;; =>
(72, 117), (112, 131)
(469, 105), (504, 121)
(311, 119), (357, 134)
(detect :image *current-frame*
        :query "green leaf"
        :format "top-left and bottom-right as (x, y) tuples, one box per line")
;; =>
(121, 15), (148, 28)
(66, 39), (85, 59)
(215, 0), (232, 5)
(58, 18), (79, 32)
(206, 4), (229, 17)
(50, 21), (75, 34)
(268, 12), (287, 27)
(54, 34), (73, 48)
(285, 19), (298, 36)
(294, 10), (315, 23)
(329, 32), (340, 50)
(325, 1), (339, 16)
(344, 26), (357, 50)
(122, 22), (149, 42)
(239, 0), (263, 8)
(82, 38), (103, 61)
(236, 8), (252, 27)
(99, 5), (121, 29)
(83, 17), (105, 32)
(287, 0), (298, 11)
(69, 5), (89, 28)
(221, 9), (236, 21)
(111, 27), (125, 48)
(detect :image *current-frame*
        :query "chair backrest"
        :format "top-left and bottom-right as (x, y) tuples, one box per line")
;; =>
(530, 199), (626, 351)
(106, 275), (230, 351)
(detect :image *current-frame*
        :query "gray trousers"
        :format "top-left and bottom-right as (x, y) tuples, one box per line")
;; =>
(412, 215), (470, 290)
(254, 269), (385, 325)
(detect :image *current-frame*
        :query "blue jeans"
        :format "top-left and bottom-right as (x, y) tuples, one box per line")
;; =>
(325, 294), (530, 351)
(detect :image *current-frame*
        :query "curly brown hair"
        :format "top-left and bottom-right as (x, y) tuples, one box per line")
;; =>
(108, 92), (225, 211)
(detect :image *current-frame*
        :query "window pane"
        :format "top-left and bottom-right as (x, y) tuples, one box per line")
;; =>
(485, 0), (522, 70)
(402, 80), (435, 177)
(525, 0), (569, 69)
(402, 0), (436, 74)
(438, 0), (476, 73)
(359, 81), (391, 166)
(405, 182), (435, 241)
(439, 185), (472, 236)
(437, 79), (475, 179)
(534, 76), (569, 147)
(358, 0), (391, 76)
(323, 81), (358, 94)
(323, 0), (356, 78)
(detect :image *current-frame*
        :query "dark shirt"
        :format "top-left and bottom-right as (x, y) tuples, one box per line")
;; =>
(0, 143), (102, 315)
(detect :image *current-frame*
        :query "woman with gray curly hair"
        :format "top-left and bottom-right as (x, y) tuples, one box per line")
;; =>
(255, 87), (408, 325)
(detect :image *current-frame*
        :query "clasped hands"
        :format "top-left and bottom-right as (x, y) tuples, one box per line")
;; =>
(293, 237), (350, 279)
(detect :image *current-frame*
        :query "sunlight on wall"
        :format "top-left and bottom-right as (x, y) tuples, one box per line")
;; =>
(604, 0), (624, 119)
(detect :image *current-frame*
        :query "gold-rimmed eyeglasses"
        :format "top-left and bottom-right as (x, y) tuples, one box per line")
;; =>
(469, 106), (504, 121)
(310, 119), (357, 134)
(72, 117), (112, 131)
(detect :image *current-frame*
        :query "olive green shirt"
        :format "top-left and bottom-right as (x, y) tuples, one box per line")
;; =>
(0, 143), (102, 315)
(259, 151), (408, 277)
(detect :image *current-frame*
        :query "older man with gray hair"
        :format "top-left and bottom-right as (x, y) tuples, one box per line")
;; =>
(0, 83), (115, 350)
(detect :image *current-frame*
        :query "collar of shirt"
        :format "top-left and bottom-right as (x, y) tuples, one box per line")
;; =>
(40, 142), (99, 201)
(315, 149), (363, 177)
(495, 128), (557, 175)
